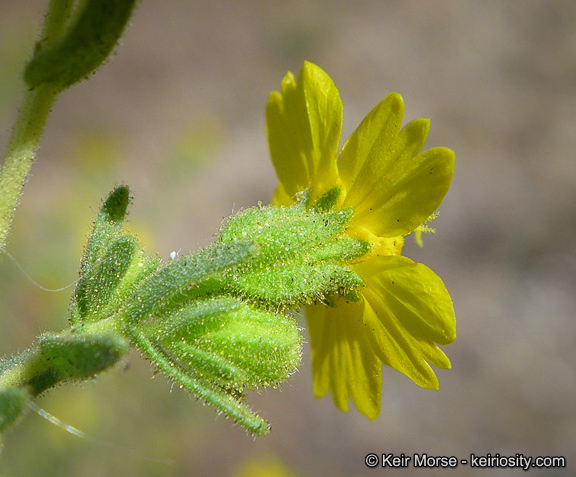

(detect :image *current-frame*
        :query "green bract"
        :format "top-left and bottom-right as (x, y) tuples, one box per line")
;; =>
(153, 298), (301, 390)
(39, 333), (129, 382)
(218, 197), (369, 307)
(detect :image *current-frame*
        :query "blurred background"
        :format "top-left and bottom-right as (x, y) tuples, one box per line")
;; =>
(1, 1), (575, 476)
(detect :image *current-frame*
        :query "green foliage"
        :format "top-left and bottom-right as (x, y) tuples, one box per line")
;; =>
(0, 184), (373, 437)
(0, 0), (138, 252)
(70, 186), (159, 325)
(73, 235), (138, 321)
(0, 0), (381, 445)
(25, 0), (138, 90)
(137, 297), (302, 436)
(39, 332), (129, 381)
(154, 297), (301, 390)
(0, 388), (30, 433)
(123, 240), (256, 325)
(0, 0), (456, 453)
(0, 0), (364, 452)
(218, 199), (369, 307)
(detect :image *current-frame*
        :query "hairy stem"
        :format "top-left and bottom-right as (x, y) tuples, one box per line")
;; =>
(0, 84), (59, 250)
(0, 0), (75, 250)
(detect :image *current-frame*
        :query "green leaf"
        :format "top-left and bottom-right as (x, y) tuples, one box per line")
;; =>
(125, 241), (257, 324)
(80, 185), (131, 275)
(73, 235), (138, 322)
(231, 263), (363, 308)
(129, 328), (272, 436)
(70, 186), (155, 326)
(219, 202), (353, 266)
(40, 332), (129, 381)
(100, 184), (131, 224)
(24, 0), (138, 90)
(218, 202), (367, 308)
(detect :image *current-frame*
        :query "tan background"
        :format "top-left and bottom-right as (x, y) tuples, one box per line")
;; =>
(0, 1), (575, 476)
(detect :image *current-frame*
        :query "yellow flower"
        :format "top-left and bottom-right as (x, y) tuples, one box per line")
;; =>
(266, 61), (456, 419)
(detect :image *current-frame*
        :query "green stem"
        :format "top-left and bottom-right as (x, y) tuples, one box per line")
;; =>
(0, 84), (59, 250)
(0, 0), (75, 251)
(40, 0), (75, 43)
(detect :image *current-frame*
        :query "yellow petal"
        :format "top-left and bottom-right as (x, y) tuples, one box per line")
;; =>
(266, 62), (343, 202)
(357, 255), (456, 344)
(339, 92), (405, 188)
(339, 93), (454, 237)
(356, 146), (455, 237)
(356, 255), (455, 388)
(266, 74), (308, 200)
(271, 182), (293, 207)
(307, 301), (382, 419)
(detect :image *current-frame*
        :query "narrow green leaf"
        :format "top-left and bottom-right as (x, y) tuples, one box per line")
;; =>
(219, 202), (353, 268)
(231, 263), (363, 308)
(218, 202), (367, 309)
(80, 186), (131, 276)
(125, 241), (257, 324)
(129, 329), (271, 436)
(100, 185), (131, 225)
(74, 235), (138, 322)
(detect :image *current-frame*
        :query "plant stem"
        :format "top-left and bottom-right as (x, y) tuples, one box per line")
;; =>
(0, 0), (74, 251)
(0, 85), (59, 250)
(41, 0), (76, 43)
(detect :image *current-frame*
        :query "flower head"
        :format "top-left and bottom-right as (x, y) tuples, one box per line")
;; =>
(266, 61), (456, 418)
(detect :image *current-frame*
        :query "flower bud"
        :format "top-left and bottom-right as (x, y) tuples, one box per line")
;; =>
(217, 202), (371, 307)
(154, 297), (302, 391)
